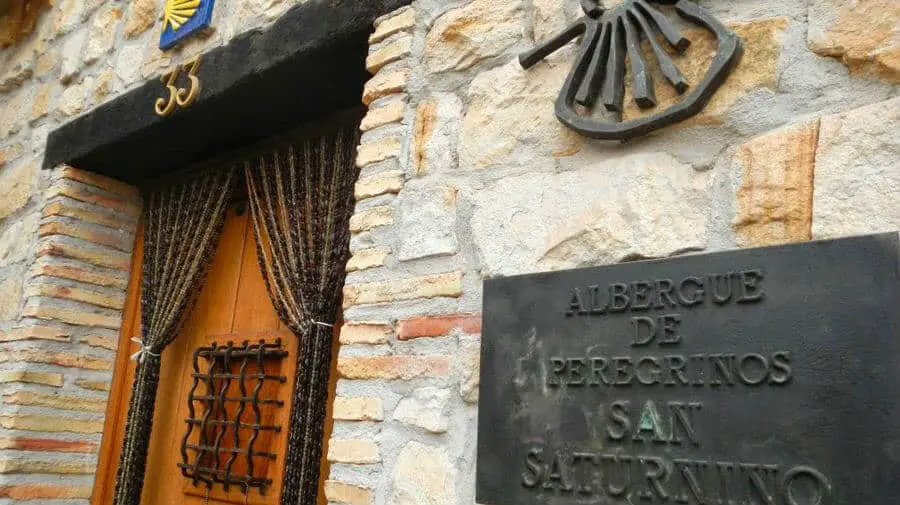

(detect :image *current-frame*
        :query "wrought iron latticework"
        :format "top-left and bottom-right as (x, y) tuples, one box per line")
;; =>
(179, 339), (288, 495)
(520, 0), (743, 140)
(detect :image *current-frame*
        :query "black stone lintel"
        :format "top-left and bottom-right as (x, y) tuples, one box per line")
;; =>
(42, 0), (410, 184)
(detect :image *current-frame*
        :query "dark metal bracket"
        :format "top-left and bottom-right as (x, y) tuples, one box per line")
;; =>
(519, 0), (743, 140)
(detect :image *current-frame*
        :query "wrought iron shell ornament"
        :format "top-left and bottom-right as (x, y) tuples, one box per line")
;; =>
(520, 0), (743, 140)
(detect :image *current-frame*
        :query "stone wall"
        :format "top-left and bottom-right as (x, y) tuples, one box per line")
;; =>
(0, 1), (313, 504)
(327, 2), (899, 505)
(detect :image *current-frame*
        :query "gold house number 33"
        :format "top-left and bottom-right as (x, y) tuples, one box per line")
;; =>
(154, 56), (201, 117)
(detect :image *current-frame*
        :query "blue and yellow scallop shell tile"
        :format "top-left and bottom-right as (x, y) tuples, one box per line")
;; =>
(159, 0), (216, 50)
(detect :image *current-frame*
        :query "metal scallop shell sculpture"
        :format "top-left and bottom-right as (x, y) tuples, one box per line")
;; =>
(520, 0), (743, 140)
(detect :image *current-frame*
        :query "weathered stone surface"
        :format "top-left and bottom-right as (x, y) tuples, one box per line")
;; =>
(40, 219), (134, 252)
(84, 7), (122, 64)
(0, 414), (104, 433)
(30, 83), (53, 123)
(0, 143), (24, 168)
(813, 97), (900, 238)
(124, 0), (157, 39)
(0, 161), (34, 220)
(1, 88), (28, 137)
(0, 325), (70, 343)
(367, 36), (412, 74)
(397, 313), (481, 340)
(75, 378), (109, 391)
(4, 391), (108, 412)
(325, 480), (372, 505)
(355, 171), (404, 200)
(0, 212), (36, 266)
(622, 18), (788, 127)
(337, 356), (450, 380)
(333, 397), (384, 421)
(357, 137), (401, 167)
(471, 153), (712, 276)
(393, 387), (450, 433)
(141, 44), (172, 79)
(0, 458), (95, 474)
(50, 0), (85, 38)
(59, 30), (86, 83)
(397, 184), (458, 261)
(343, 272), (462, 307)
(25, 282), (126, 310)
(346, 247), (390, 272)
(532, 0), (570, 43)
(339, 322), (392, 345)
(0, 348), (113, 371)
(360, 100), (406, 132)
(115, 43), (143, 86)
(30, 258), (129, 289)
(57, 165), (140, 199)
(363, 69), (408, 105)
(35, 48), (59, 77)
(733, 120), (818, 247)
(46, 181), (139, 217)
(80, 333), (118, 350)
(349, 206), (394, 232)
(370, 7), (414, 44)
(0, 371), (63, 387)
(93, 67), (114, 104)
(0, 484), (93, 500)
(809, 0), (900, 82)
(460, 58), (582, 170)
(457, 337), (480, 403)
(412, 93), (462, 175)
(424, 0), (525, 74)
(23, 298), (122, 329)
(327, 440), (380, 464)
(0, 39), (35, 92)
(0, 277), (22, 319)
(392, 442), (456, 505)
(59, 78), (88, 116)
(37, 238), (130, 271)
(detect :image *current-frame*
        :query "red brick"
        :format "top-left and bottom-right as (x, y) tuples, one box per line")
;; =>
(58, 166), (140, 199)
(397, 313), (481, 340)
(0, 437), (98, 453)
(337, 356), (450, 380)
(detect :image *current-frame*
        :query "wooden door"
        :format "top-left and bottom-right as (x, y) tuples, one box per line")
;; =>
(94, 201), (339, 505)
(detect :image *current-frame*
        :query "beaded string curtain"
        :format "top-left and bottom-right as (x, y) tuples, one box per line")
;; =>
(113, 166), (237, 505)
(243, 126), (359, 505)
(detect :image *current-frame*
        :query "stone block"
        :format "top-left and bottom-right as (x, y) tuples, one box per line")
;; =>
(457, 337), (480, 403)
(0, 142), (24, 168)
(355, 171), (404, 200)
(59, 30), (87, 83)
(393, 387), (449, 433)
(4, 391), (108, 412)
(80, 333), (118, 350)
(23, 298), (122, 329)
(124, 0), (157, 39)
(733, 120), (819, 247)
(35, 48), (59, 77)
(396, 313), (481, 340)
(392, 442), (456, 505)
(356, 137), (401, 167)
(39, 219), (134, 252)
(0, 484), (93, 500)
(25, 282), (126, 310)
(362, 69), (408, 105)
(411, 93), (462, 175)
(0, 276), (22, 319)
(75, 378), (110, 391)
(346, 247), (390, 272)
(0, 458), (95, 474)
(0, 39), (35, 92)
(84, 6), (122, 64)
(370, 7), (414, 44)
(36, 237), (131, 271)
(30, 83), (53, 123)
(337, 356), (450, 380)
(0, 371), (63, 387)
(0, 325), (70, 343)
(0, 414), (104, 433)
(360, 100), (406, 132)
(332, 397), (384, 421)
(50, 0), (85, 38)
(325, 481), (372, 505)
(0, 211), (35, 266)
(327, 439), (380, 464)
(367, 36), (411, 74)
(339, 322), (392, 345)
(397, 184), (458, 261)
(59, 79), (88, 116)
(30, 257), (129, 289)
(343, 272), (462, 307)
(809, 0), (899, 82)
(813, 97), (900, 238)
(471, 153), (712, 276)
(424, 0), (525, 74)
(349, 206), (394, 233)
(0, 348), (113, 371)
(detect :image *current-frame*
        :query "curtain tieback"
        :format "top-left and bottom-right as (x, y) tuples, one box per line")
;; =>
(130, 337), (161, 363)
(308, 320), (334, 328)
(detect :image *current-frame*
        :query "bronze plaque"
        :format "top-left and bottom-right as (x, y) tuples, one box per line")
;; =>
(477, 233), (900, 505)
